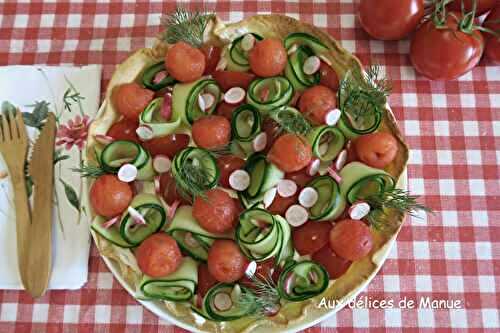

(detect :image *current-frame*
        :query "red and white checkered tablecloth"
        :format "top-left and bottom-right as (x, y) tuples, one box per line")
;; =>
(0, 1), (499, 332)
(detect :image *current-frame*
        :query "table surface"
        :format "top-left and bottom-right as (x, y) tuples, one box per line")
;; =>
(0, 1), (499, 332)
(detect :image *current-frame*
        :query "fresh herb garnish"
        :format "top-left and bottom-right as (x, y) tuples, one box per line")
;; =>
(236, 273), (281, 316)
(161, 8), (214, 48)
(174, 157), (216, 200)
(365, 188), (432, 230)
(72, 164), (106, 178)
(269, 107), (311, 136)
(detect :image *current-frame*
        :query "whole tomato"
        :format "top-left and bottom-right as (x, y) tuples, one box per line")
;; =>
(447, 0), (496, 16)
(359, 0), (425, 40)
(410, 13), (484, 80)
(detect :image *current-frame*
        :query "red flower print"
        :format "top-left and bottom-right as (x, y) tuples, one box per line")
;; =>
(56, 115), (91, 151)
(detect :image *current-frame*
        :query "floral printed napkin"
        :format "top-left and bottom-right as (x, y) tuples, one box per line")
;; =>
(0, 65), (101, 289)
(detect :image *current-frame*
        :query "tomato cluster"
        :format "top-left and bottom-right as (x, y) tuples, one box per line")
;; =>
(359, 0), (499, 80)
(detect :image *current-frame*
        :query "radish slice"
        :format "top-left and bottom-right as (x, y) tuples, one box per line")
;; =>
(216, 57), (228, 71)
(307, 158), (320, 176)
(263, 187), (277, 208)
(298, 187), (318, 208)
(153, 70), (167, 84)
(335, 149), (347, 170)
(325, 108), (341, 126)
(153, 154), (171, 173)
(349, 201), (371, 220)
(283, 273), (295, 295)
(184, 232), (200, 248)
(213, 292), (233, 312)
(224, 87), (246, 104)
(245, 261), (257, 278)
(251, 219), (268, 229)
(260, 86), (270, 102)
(201, 93), (216, 110)
(263, 304), (281, 317)
(228, 169), (250, 191)
(230, 284), (242, 303)
(303, 56), (321, 75)
(102, 216), (120, 229)
(117, 164), (138, 183)
(277, 179), (297, 198)
(168, 200), (180, 220)
(128, 206), (146, 225)
(252, 132), (267, 152)
(319, 54), (332, 66)
(327, 167), (342, 183)
(161, 93), (173, 120)
(285, 205), (309, 227)
(308, 270), (319, 284)
(241, 34), (256, 51)
(136, 125), (154, 141)
(153, 175), (161, 194)
(94, 134), (115, 145)
(287, 44), (298, 55)
(346, 140), (352, 150)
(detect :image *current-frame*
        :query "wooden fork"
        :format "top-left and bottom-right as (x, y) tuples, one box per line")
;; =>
(0, 109), (32, 295)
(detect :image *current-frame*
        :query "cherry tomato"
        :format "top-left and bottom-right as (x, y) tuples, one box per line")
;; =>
(201, 44), (222, 75)
(165, 42), (206, 83)
(248, 38), (287, 77)
(285, 170), (314, 189)
(135, 233), (182, 277)
(159, 172), (189, 205)
(312, 245), (352, 279)
(355, 132), (398, 169)
(292, 221), (332, 255)
(216, 101), (242, 121)
(90, 174), (133, 218)
(107, 119), (139, 143)
(319, 61), (340, 91)
(267, 193), (298, 216)
(112, 83), (154, 121)
(197, 263), (218, 297)
(193, 189), (238, 233)
(216, 155), (246, 188)
(208, 240), (249, 283)
(329, 219), (373, 261)
(448, 0), (496, 16)
(484, 6), (500, 31)
(240, 258), (280, 288)
(268, 133), (312, 173)
(410, 14), (484, 80)
(485, 36), (500, 65)
(298, 85), (337, 125)
(191, 115), (231, 149)
(142, 133), (190, 158)
(213, 71), (256, 92)
(359, 0), (424, 40)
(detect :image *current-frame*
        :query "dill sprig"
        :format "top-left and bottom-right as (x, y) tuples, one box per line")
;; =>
(174, 157), (216, 199)
(236, 273), (281, 316)
(339, 64), (392, 123)
(269, 107), (311, 136)
(365, 188), (432, 230)
(161, 8), (214, 48)
(71, 164), (106, 178)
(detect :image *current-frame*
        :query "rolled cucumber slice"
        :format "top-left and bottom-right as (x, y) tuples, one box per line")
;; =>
(141, 61), (176, 91)
(140, 257), (198, 301)
(277, 260), (329, 301)
(231, 104), (262, 142)
(203, 283), (257, 321)
(229, 33), (263, 67)
(119, 193), (166, 246)
(166, 206), (232, 261)
(243, 153), (284, 199)
(139, 97), (181, 137)
(284, 45), (320, 92)
(284, 32), (329, 55)
(306, 175), (345, 221)
(100, 140), (155, 181)
(246, 76), (294, 114)
(172, 78), (222, 124)
(339, 161), (395, 204)
(90, 216), (134, 248)
(307, 125), (345, 162)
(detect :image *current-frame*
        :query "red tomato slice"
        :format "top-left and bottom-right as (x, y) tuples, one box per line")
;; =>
(216, 155), (246, 188)
(212, 71), (256, 92)
(267, 193), (298, 216)
(208, 240), (249, 283)
(135, 233), (182, 277)
(319, 61), (340, 91)
(165, 42), (205, 83)
(312, 245), (352, 279)
(201, 44), (222, 75)
(197, 263), (218, 297)
(285, 170), (314, 189)
(106, 119), (140, 143)
(262, 118), (281, 153)
(159, 172), (190, 205)
(193, 189), (238, 234)
(191, 115), (231, 149)
(216, 101), (241, 121)
(142, 133), (190, 158)
(329, 219), (374, 261)
(90, 174), (133, 218)
(292, 221), (332, 255)
(112, 83), (154, 121)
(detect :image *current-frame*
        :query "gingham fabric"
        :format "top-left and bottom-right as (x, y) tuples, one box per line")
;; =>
(0, 1), (499, 332)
